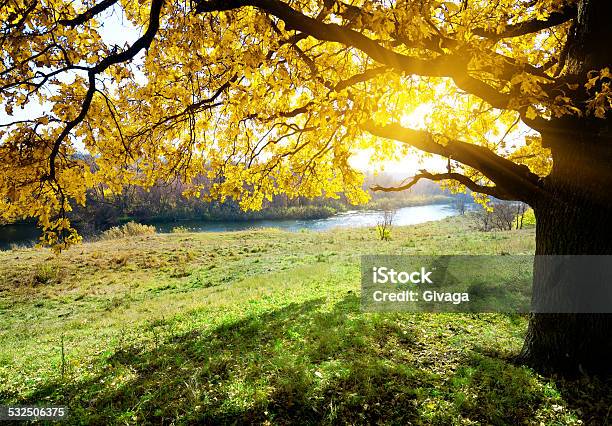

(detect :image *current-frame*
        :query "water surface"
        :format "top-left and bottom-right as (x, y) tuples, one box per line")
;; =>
(154, 204), (458, 233)
(0, 204), (458, 250)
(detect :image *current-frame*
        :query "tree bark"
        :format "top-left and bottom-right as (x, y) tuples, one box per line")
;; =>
(566, 0), (612, 76)
(517, 0), (612, 375)
(519, 198), (612, 374)
(519, 118), (612, 374)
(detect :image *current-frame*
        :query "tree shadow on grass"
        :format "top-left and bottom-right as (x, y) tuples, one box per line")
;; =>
(550, 377), (612, 425)
(25, 296), (425, 424)
(22, 297), (611, 425)
(463, 337), (612, 425)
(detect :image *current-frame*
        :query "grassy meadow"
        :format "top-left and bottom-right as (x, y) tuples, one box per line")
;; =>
(0, 216), (611, 424)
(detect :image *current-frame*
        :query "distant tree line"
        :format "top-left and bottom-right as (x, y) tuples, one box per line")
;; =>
(63, 171), (458, 234)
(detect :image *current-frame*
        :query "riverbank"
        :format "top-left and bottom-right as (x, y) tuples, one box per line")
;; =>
(1, 216), (608, 424)
(139, 195), (455, 224)
(0, 202), (459, 250)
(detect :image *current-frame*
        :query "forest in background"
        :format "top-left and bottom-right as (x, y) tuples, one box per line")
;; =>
(60, 172), (458, 234)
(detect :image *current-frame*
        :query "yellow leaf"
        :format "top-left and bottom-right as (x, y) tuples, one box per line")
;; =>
(526, 106), (537, 120)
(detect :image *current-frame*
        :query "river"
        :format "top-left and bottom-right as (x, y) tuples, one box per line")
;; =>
(0, 203), (458, 250)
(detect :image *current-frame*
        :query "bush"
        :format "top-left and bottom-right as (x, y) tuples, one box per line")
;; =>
(29, 262), (64, 286)
(100, 222), (156, 240)
(522, 208), (536, 227)
(376, 209), (396, 241)
(376, 225), (391, 241)
(171, 226), (189, 233)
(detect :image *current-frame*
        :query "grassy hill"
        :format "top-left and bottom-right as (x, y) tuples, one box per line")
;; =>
(0, 216), (609, 424)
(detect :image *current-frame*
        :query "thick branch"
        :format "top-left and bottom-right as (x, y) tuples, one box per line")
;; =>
(372, 171), (511, 199)
(196, 0), (452, 76)
(363, 121), (543, 203)
(56, 0), (120, 27)
(195, 0), (544, 115)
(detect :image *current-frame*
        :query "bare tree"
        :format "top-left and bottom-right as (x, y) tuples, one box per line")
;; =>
(492, 202), (516, 231)
(474, 201), (520, 231)
(376, 208), (397, 241)
(454, 193), (469, 215)
(474, 207), (494, 232)
(515, 202), (528, 229)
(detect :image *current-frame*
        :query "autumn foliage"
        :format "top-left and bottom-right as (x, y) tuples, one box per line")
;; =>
(1, 0), (604, 248)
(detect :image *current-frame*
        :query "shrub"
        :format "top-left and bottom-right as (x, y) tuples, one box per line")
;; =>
(30, 262), (64, 286)
(261, 205), (336, 220)
(376, 208), (396, 241)
(171, 226), (189, 233)
(522, 208), (536, 227)
(376, 225), (392, 241)
(100, 222), (156, 240)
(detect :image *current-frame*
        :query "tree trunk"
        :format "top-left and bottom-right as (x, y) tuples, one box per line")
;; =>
(519, 198), (612, 374)
(519, 121), (612, 375)
(518, 0), (612, 375)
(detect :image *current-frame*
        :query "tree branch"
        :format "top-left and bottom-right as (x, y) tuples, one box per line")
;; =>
(194, 0), (558, 201)
(47, 0), (164, 181)
(127, 76), (233, 139)
(473, 5), (577, 40)
(371, 171), (511, 199)
(195, 0), (547, 114)
(362, 121), (544, 202)
(196, 0), (451, 76)
(56, 0), (120, 27)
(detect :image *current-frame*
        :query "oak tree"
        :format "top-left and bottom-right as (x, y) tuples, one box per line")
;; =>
(2, 0), (611, 373)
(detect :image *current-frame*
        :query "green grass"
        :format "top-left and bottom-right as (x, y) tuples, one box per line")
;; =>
(0, 216), (609, 424)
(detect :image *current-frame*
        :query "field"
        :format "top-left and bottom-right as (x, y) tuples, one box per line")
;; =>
(0, 216), (610, 424)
